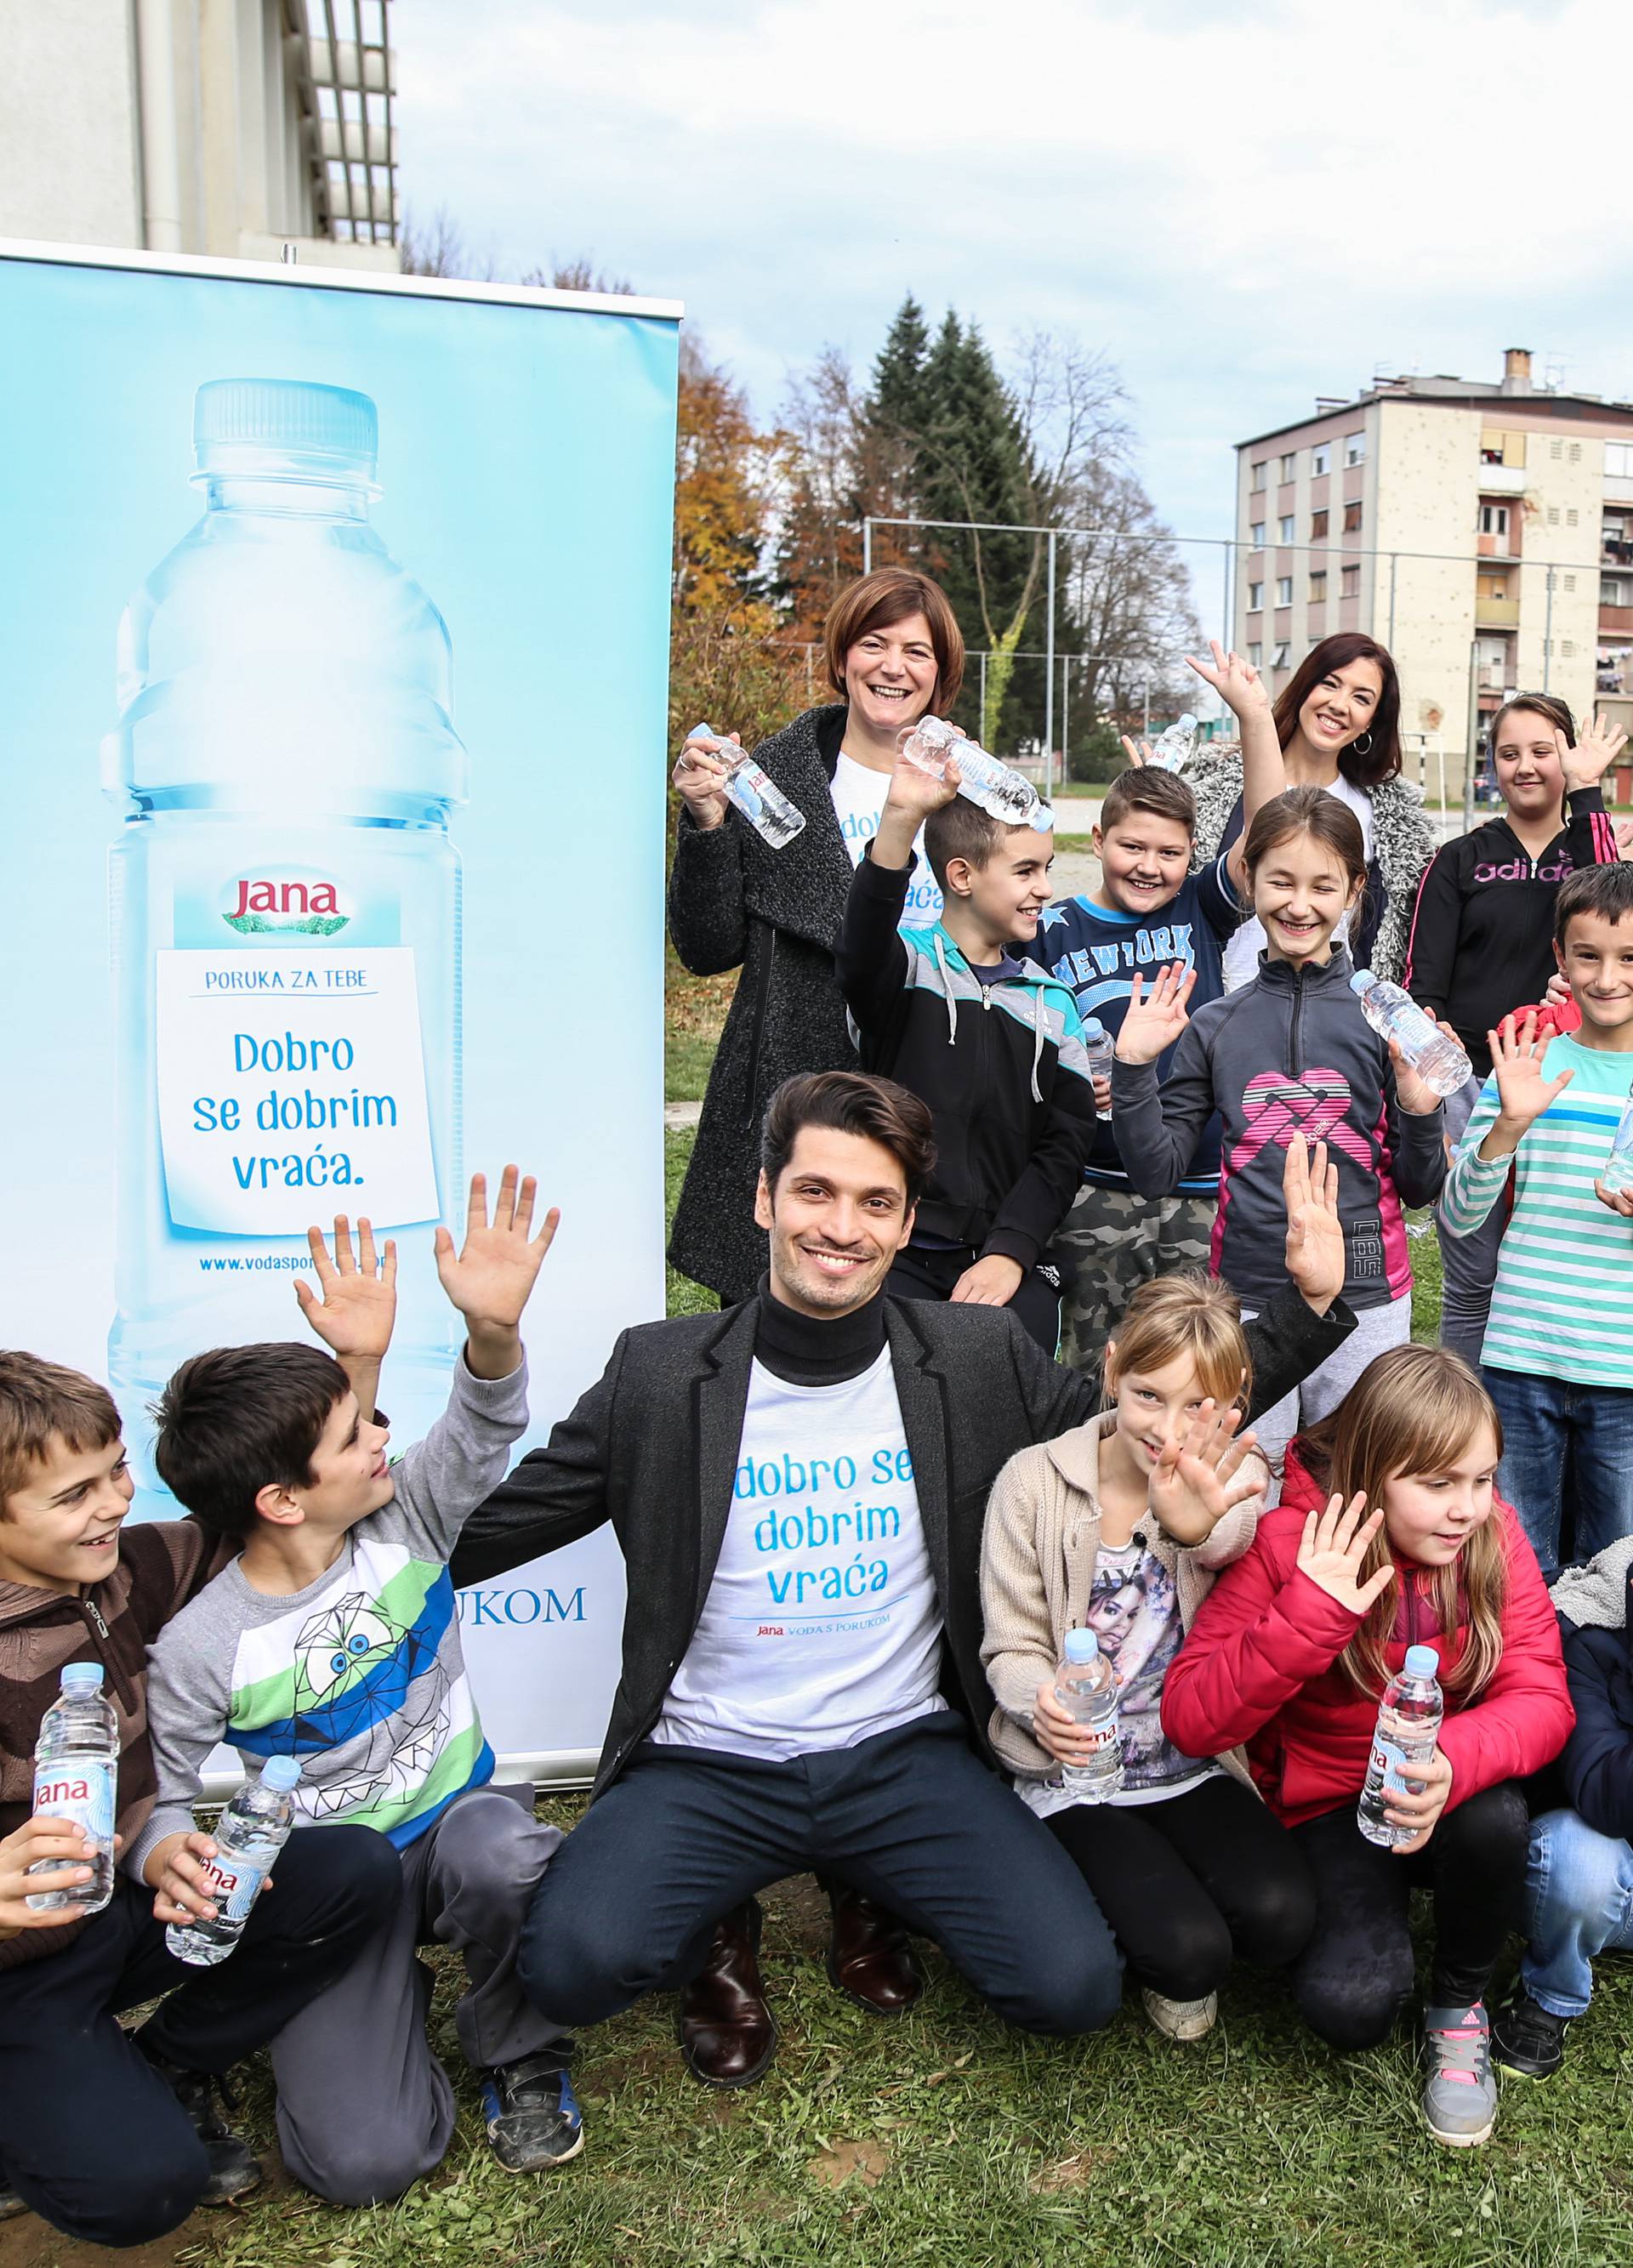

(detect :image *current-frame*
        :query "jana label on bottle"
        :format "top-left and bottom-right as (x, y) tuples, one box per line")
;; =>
(32, 1759), (116, 1846)
(153, 946), (439, 1234)
(1076, 1720), (1120, 1752)
(1368, 1736), (1414, 1796)
(195, 1852), (270, 1927)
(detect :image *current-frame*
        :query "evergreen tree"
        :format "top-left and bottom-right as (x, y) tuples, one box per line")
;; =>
(857, 295), (933, 559)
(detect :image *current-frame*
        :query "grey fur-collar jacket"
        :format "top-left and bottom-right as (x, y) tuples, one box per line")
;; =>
(1187, 752), (1436, 986)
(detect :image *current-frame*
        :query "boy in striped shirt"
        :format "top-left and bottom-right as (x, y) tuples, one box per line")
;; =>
(1440, 864), (1633, 1575)
(137, 1169), (583, 2198)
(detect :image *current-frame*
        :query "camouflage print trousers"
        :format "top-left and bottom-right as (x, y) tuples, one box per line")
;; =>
(1057, 1185), (1218, 1377)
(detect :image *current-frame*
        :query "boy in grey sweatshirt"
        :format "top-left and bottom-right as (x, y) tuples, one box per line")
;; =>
(137, 1172), (580, 2202)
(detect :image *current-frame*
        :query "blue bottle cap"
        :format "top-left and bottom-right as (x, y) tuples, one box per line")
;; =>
(1403, 1644), (1440, 1679)
(60, 1662), (105, 1691)
(1064, 1629), (1100, 1663)
(259, 1756), (303, 1792)
(1348, 969), (1379, 994)
(1083, 1020), (1107, 1041)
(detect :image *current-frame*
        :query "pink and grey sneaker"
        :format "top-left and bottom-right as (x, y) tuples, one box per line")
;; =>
(1421, 2002), (1498, 2146)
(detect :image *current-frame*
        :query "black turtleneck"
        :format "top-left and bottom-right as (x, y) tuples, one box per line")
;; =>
(753, 1276), (890, 1389)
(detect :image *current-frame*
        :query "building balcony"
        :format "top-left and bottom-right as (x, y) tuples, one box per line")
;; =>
(1477, 533), (1520, 560)
(1604, 541), (1633, 570)
(1475, 594), (1519, 628)
(1601, 605), (1633, 636)
(1477, 464), (1529, 497)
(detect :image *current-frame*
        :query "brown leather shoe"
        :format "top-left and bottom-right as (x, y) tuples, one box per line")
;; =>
(825, 1884), (924, 2015)
(677, 1901), (778, 2089)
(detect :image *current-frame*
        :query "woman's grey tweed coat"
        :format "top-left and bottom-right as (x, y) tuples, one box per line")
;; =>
(668, 702), (868, 1301)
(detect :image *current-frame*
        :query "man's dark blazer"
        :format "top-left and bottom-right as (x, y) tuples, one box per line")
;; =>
(450, 1287), (1351, 1799)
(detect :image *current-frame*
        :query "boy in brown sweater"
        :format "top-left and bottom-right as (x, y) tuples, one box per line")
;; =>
(0, 1351), (396, 2246)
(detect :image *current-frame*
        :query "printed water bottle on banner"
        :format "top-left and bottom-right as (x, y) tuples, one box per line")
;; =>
(1357, 1644), (1443, 1849)
(104, 380), (466, 1477)
(26, 1663), (118, 1913)
(166, 1757), (304, 1967)
(896, 718), (1044, 827)
(684, 724), (805, 849)
(1348, 973), (1472, 1097)
(1054, 1629), (1124, 1803)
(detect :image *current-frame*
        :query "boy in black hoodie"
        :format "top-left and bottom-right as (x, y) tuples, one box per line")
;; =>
(837, 748), (1096, 1352)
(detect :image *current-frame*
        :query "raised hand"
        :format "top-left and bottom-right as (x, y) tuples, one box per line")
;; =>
(1281, 1134), (1346, 1314)
(434, 1167), (560, 1378)
(1147, 1400), (1262, 1546)
(1295, 1492), (1394, 1615)
(1186, 639), (1272, 722)
(672, 729), (740, 833)
(1484, 1011), (1574, 1150)
(1113, 963), (1196, 1066)
(1558, 713), (1629, 793)
(294, 1215), (398, 1362)
(1118, 735), (1154, 769)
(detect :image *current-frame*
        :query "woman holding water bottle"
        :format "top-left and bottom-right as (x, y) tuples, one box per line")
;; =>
(668, 569), (964, 1305)
(1163, 1345), (1573, 2148)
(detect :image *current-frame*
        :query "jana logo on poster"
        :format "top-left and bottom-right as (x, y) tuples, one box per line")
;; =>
(222, 868), (353, 935)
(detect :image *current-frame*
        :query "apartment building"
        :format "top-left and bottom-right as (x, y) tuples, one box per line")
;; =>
(1233, 350), (1633, 765)
(0, 0), (399, 269)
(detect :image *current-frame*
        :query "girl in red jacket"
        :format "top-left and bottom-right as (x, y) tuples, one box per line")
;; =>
(1162, 1343), (1573, 2148)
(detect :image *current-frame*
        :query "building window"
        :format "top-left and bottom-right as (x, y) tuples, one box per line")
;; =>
(1270, 641), (1292, 669)
(1562, 639), (1576, 657)
(1564, 573), (1577, 592)
(1478, 503), (1509, 537)
(1603, 577), (1627, 606)
(1340, 564), (1361, 598)
(1251, 460), (1267, 492)
(1312, 443), (1331, 476)
(1568, 509), (1579, 528)
(1279, 515), (1295, 543)
(1248, 642), (1263, 667)
(1607, 442), (1633, 478)
(1309, 571), (1328, 602)
(1345, 431), (1366, 467)
(1548, 507), (1561, 526)
(1248, 582), (1264, 611)
(1342, 500), (1363, 532)
(1280, 452), (1297, 481)
(1570, 443), (1583, 464)
(1311, 508), (1329, 539)
(1550, 438), (1563, 460)
(1276, 577), (1294, 605)
(1249, 520), (1266, 549)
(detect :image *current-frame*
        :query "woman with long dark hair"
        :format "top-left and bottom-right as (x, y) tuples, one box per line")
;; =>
(1189, 632), (1436, 986)
(667, 569), (964, 1305)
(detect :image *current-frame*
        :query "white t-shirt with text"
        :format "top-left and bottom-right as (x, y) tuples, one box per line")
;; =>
(829, 751), (943, 926)
(652, 1348), (947, 1760)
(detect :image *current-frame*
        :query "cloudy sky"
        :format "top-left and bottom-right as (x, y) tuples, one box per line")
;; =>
(395, 0), (1633, 582)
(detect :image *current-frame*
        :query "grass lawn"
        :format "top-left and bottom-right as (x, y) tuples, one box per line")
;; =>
(10, 1140), (1628, 2268)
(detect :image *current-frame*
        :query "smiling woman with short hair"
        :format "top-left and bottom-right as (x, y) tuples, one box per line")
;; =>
(667, 568), (965, 1305)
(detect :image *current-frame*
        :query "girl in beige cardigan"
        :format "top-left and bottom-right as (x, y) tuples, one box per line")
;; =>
(980, 1274), (1316, 2040)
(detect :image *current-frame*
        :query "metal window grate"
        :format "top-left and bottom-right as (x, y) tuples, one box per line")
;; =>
(301, 0), (398, 245)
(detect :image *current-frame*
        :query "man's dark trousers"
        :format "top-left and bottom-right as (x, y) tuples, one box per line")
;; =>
(519, 1714), (1123, 2036)
(0, 1826), (399, 2247)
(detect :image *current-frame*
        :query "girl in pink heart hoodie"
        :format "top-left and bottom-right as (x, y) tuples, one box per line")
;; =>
(1109, 788), (1448, 1481)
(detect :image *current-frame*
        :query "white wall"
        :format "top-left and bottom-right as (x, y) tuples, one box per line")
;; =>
(0, 0), (143, 247)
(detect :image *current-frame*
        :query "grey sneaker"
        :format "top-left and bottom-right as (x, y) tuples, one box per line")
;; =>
(0, 2179), (26, 2223)
(1422, 2002), (1498, 2146)
(481, 2053), (584, 2173)
(1141, 1987), (1217, 2041)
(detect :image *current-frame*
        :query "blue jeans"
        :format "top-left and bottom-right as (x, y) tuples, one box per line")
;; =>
(1481, 1365), (1633, 1578)
(1521, 1807), (1633, 2018)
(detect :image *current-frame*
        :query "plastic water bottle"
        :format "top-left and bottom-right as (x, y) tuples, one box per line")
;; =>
(1602, 1086), (1633, 1197)
(104, 380), (464, 1481)
(1349, 971), (1472, 1098)
(1147, 713), (1198, 773)
(165, 1757), (304, 1966)
(1357, 1644), (1442, 1848)
(26, 1663), (118, 1913)
(1053, 1629), (1124, 1802)
(1083, 1020), (1113, 1118)
(897, 717), (1042, 826)
(684, 723), (805, 849)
